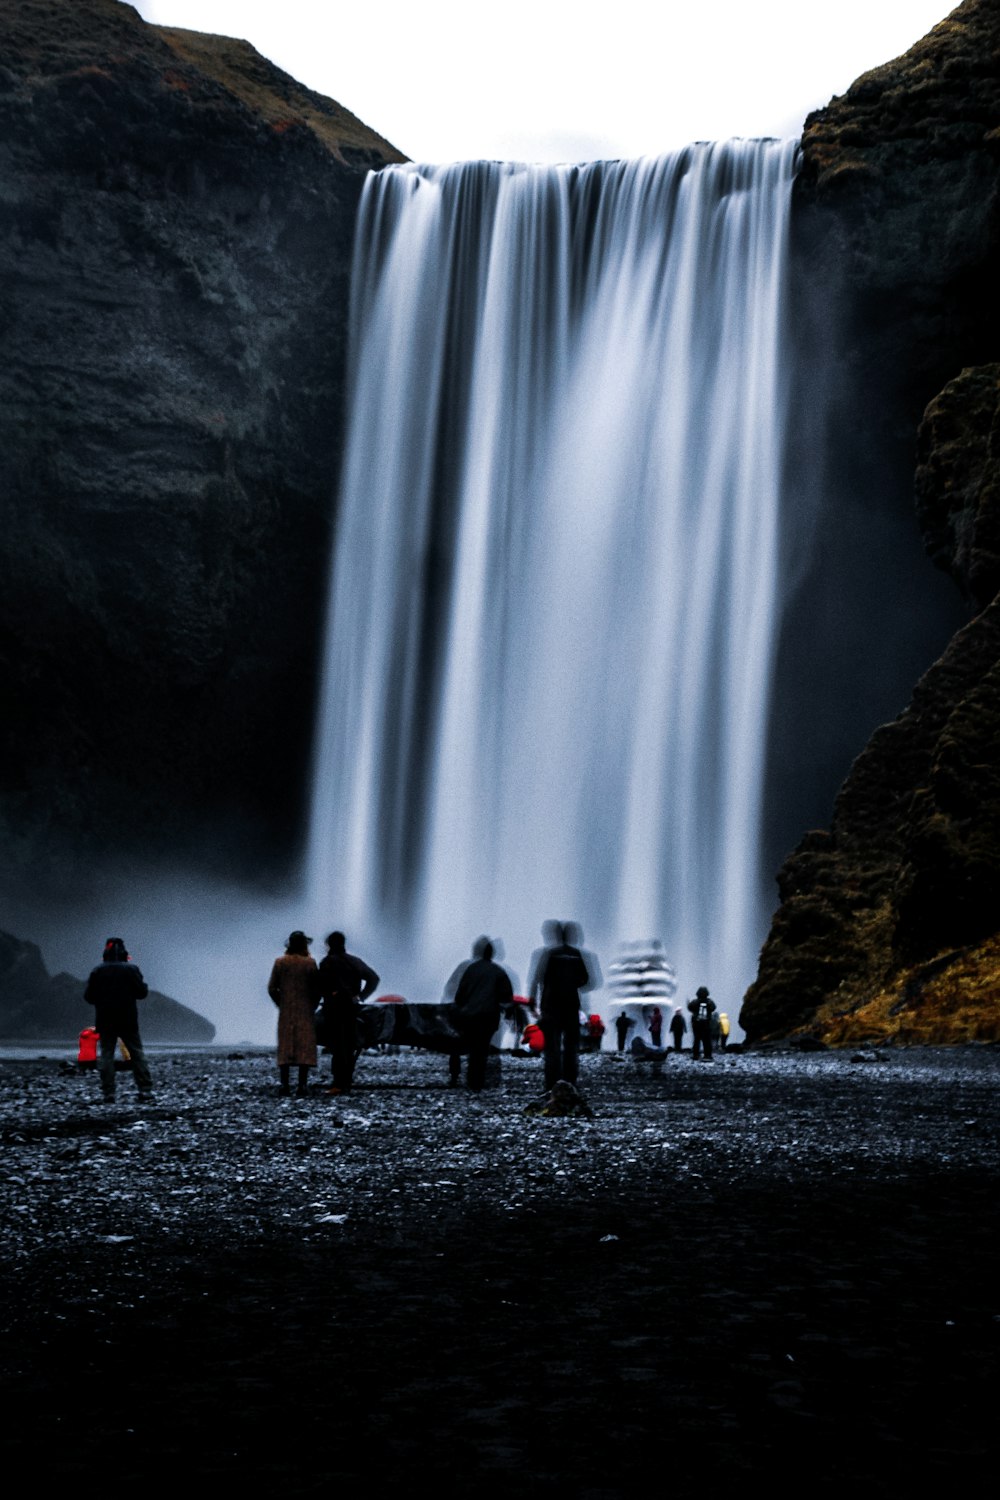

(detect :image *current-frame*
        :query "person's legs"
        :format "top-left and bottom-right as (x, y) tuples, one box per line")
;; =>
(562, 1018), (580, 1085)
(543, 1024), (561, 1089)
(97, 1030), (117, 1099)
(466, 1027), (492, 1092)
(296, 1065), (310, 1096)
(119, 1026), (153, 1094)
(279, 1064), (291, 1095)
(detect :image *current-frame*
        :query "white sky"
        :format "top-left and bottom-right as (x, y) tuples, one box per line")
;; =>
(128, 0), (956, 164)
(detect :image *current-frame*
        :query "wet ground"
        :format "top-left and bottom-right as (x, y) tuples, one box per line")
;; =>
(1, 1044), (998, 1494)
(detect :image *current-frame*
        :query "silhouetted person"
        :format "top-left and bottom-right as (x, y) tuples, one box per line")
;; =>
(317, 931), (379, 1096)
(451, 938), (512, 1091)
(669, 1008), (687, 1052)
(84, 937), (153, 1103)
(529, 920), (591, 1090)
(268, 930), (319, 1097)
(688, 986), (717, 1061)
(615, 1013), (633, 1052)
(648, 1005), (663, 1048)
(444, 935), (490, 1085)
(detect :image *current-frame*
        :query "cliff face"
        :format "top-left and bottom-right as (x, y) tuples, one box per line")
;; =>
(744, 0), (1000, 1043)
(0, 0), (404, 888)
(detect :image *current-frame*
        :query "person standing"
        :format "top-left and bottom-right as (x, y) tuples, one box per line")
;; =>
(719, 1012), (731, 1050)
(669, 1008), (687, 1052)
(529, 921), (591, 1090)
(688, 986), (717, 1061)
(316, 931), (379, 1096)
(648, 1005), (663, 1049)
(268, 930), (319, 1098)
(84, 937), (153, 1103)
(451, 938), (512, 1092)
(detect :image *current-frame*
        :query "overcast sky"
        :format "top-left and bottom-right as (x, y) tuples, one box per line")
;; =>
(128, 0), (955, 163)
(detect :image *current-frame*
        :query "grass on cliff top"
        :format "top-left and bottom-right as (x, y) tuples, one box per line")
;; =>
(814, 933), (1000, 1047)
(156, 27), (407, 164)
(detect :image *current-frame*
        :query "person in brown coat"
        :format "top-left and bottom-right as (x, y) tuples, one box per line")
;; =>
(267, 930), (319, 1097)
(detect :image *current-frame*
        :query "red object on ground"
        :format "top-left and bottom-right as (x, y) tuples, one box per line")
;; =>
(375, 993), (407, 1004)
(78, 1027), (99, 1064)
(523, 1023), (545, 1054)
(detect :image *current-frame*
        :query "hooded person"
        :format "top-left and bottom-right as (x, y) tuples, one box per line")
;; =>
(528, 920), (591, 1090)
(688, 986), (717, 1061)
(451, 938), (513, 1092)
(84, 937), (153, 1103)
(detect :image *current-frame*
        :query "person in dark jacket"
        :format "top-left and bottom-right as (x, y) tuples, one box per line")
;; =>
(688, 986), (717, 1060)
(316, 931), (379, 1096)
(669, 1007), (687, 1051)
(451, 938), (512, 1092)
(528, 920), (591, 1090)
(84, 937), (153, 1102)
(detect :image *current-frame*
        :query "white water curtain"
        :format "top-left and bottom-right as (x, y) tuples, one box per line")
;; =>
(307, 140), (797, 1005)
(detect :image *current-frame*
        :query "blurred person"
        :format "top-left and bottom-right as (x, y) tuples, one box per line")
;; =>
(528, 920), (591, 1090)
(719, 1012), (731, 1049)
(84, 937), (153, 1103)
(669, 1007), (687, 1051)
(648, 1005), (663, 1048)
(450, 938), (512, 1091)
(316, 930), (379, 1096)
(267, 930), (319, 1097)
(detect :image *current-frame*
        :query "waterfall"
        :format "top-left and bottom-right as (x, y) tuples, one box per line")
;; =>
(306, 140), (797, 1009)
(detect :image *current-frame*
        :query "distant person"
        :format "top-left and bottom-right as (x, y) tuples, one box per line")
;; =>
(450, 938), (513, 1091)
(316, 931), (380, 1096)
(84, 937), (153, 1104)
(719, 1012), (731, 1050)
(688, 986), (717, 1061)
(267, 930), (319, 1098)
(528, 920), (591, 1090)
(614, 1013), (633, 1052)
(669, 1008), (687, 1052)
(648, 1005), (663, 1049)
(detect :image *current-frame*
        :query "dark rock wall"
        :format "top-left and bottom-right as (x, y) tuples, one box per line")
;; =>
(746, 0), (1000, 1043)
(0, 0), (404, 889)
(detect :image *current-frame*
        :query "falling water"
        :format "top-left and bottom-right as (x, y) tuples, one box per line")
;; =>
(306, 140), (797, 1008)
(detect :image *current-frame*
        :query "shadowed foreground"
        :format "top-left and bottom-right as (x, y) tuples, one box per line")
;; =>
(1, 1047), (998, 1492)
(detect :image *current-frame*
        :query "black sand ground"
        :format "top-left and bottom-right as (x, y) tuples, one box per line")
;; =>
(1, 1045), (998, 1494)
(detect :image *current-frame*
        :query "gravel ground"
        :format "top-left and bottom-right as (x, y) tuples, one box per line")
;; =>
(1, 1044), (998, 1493)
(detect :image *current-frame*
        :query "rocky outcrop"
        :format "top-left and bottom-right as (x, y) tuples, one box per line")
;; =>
(0, 0), (404, 889)
(0, 930), (216, 1042)
(746, 0), (1000, 1045)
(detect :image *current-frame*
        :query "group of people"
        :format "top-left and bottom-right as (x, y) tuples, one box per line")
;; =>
(81, 925), (726, 1105)
(612, 989), (730, 1060)
(267, 930), (379, 1096)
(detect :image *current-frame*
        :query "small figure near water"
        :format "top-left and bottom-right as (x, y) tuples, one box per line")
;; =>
(669, 1007), (687, 1052)
(316, 931), (379, 1096)
(449, 937), (513, 1092)
(528, 920), (592, 1090)
(688, 986), (717, 1061)
(84, 937), (153, 1103)
(268, 930), (319, 1097)
(615, 1012), (634, 1052)
(719, 1012), (731, 1049)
